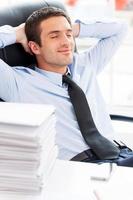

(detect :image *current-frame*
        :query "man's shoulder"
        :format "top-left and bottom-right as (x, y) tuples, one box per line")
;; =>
(13, 66), (35, 74)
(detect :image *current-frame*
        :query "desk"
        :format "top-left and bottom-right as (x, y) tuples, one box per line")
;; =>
(94, 165), (133, 200)
(41, 160), (133, 200)
(0, 160), (133, 200)
(0, 160), (97, 200)
(45, 160), (96, 200)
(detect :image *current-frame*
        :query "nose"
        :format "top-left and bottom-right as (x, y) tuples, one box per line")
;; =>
(60, 34), (71, 46)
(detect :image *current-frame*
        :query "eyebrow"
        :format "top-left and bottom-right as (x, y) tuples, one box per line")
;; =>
(48, 29), (72, 35)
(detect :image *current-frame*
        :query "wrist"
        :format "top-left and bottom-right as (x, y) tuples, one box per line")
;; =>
(15, 23), (25, 43)
(72, 23), (80, 38)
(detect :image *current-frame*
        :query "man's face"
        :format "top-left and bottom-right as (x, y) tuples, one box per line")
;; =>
(36, 16), (75, 70)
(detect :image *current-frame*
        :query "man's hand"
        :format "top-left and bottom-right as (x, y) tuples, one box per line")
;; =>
(72, 23), (80, 38)
(15, 23), (32, 54)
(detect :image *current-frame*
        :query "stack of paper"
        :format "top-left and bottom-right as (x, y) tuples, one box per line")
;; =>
(0, 102), (58, 195)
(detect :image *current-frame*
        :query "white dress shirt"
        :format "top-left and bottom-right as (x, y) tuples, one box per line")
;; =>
(0, 20), (127, 160)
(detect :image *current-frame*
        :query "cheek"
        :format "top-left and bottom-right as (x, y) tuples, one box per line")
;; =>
(71, 39), (75, 49)
(41, 43), (55, 54)
(46, 42), (59, 52)
(42, 45), (57, 58)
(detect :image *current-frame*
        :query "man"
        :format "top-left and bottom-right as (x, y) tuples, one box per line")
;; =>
(0, 7), (133, 166)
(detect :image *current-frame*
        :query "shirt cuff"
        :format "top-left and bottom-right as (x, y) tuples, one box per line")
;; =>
(0, 25), (16, 48)
(74, 18), (119, 38)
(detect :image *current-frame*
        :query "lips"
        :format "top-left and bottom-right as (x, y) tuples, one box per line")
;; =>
(58, 49), (72, 54)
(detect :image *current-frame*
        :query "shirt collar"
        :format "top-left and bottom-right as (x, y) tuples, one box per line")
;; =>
(35, 66), (71, 87)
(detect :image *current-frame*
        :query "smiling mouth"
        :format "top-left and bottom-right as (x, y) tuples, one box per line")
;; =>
(58, 49), (72, 54)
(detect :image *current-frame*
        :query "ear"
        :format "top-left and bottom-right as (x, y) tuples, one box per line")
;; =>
(28, 41), (41, 55)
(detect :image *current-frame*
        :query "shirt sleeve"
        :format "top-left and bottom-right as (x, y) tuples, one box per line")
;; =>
(0, 25), (17, 101)
(0, 25), (16, 48)
(76, 19), (128, 74)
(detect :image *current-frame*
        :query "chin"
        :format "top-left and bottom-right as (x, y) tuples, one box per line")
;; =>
(65, 57), (73, 65)
(62, 61), (72, 67)
(57, 56), (73, 66)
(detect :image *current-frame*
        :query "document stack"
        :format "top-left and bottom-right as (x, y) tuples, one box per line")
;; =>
(0, 102), (58, 195)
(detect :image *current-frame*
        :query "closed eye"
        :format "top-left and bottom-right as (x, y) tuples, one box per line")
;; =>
(50, 35), (58, 39)
(67, 34), (72, 38)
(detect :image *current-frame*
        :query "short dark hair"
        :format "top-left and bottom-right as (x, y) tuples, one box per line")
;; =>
(25, 7), (72, 46)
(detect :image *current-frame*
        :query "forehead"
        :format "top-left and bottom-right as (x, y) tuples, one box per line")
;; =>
(40, 16), (71, 35)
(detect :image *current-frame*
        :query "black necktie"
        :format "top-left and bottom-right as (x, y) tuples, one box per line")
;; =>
(63, 74), (120, 160)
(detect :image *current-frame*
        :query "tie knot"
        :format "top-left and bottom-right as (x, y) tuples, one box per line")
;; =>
(63, 74), (81, 90)
(62, 74), (71, 84)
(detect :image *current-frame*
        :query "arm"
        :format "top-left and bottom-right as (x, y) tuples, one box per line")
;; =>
(0, 25), (16, 101)
(15, 23), (31, 53)
(0, 24), (29, 101)
(0, 23), (30, 52)
(72, 20), (128, 74)
(0, 25), (16, 48)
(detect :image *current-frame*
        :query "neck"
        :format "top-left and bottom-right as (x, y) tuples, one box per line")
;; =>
(37, 64), (67, 75)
